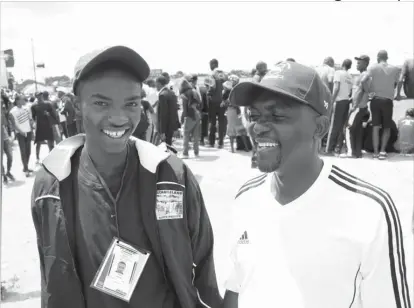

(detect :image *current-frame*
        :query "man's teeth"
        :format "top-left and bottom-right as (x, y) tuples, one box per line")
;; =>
(103, 129), (127, 139)
(258, 142), (279, 148)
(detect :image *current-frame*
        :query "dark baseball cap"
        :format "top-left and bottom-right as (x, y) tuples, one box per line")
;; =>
(72, 46), (150, 94)
(354, 55), (370, 62)
(229, 61), (331, 116)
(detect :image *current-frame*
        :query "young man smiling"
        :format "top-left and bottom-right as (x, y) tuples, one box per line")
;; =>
(223, 61), (412, 308)
(31, 46), (221, 308)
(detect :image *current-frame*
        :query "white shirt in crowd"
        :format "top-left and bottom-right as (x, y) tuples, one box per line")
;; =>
(334, 69), (354, 101)
(227, 161), (413, 308)
(9, 105), (32, 133)
(142, 84), (159, 107)
(316, 64), (335, 88)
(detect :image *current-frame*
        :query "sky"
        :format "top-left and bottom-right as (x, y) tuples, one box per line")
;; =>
(1, 1), (413, 82)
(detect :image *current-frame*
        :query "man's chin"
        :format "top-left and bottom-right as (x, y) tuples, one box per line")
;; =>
(256, 149), (281, 173)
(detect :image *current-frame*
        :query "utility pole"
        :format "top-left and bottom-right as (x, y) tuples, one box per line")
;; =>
(31, 38), (38, 92)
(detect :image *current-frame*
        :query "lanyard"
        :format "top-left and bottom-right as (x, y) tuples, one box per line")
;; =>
(87, 146), (130, 241)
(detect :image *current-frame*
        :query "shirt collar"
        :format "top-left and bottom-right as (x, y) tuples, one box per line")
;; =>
(42, 134), (170, 181)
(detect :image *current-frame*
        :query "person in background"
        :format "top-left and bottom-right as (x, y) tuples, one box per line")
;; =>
(395, 108), (414, 154)
(9, 94), (34, 177)
(395, 58), (414, 100)
(252, 61), (268, 82)
(44, 92), (62, 144)
(206, 58), (227, 148)
(56, 91), (69, 138)
(326, 59), (353, 155)
(156, 75), (180, 146)
(199, 82), (209, 146)
(132, 89), (155, 142)
(316, 56), (335, 94)
(179, 76), (202, 158)
(61, 93), (77, 137)
(143, 78), (159, 107)
(1, 100), (15, 183)
(362, 50), (400, 160)
(161, 72), (175, 92)
(222, 75), (250, 153)
(342, 55), (371, 158)
(31, 91), (57, 164)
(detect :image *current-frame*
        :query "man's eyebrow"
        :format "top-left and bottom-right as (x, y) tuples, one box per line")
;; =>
(90, 93), (111, 100)
(125, 95), (141, 101)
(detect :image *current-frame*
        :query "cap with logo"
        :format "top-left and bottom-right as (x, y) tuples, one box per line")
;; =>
(72, 46), (150, 94)
(229, 61), (331, 116)
(354, 55), (370, 62)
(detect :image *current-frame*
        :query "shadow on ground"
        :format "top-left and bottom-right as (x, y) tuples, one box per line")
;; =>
(1, 290), (41, 303)
(3, 180), (26, 189)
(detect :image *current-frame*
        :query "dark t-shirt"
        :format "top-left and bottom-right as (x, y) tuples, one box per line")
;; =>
(74, 141), (177, 307)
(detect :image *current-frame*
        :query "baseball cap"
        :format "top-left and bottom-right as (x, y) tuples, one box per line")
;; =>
(73, 46), (150, 94)
(229, 61), (331, 116)
(354, 55), (370, 62)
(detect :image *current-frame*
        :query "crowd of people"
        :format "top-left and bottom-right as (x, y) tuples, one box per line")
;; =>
(23, 45), (412, 308)
(2, 50), (413, 185)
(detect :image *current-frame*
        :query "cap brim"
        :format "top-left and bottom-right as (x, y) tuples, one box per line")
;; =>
(75, 46), (150, 92)
(229, 81), (309, 108)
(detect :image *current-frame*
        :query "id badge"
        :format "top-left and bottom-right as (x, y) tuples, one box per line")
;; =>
(90, 238), (150, 302)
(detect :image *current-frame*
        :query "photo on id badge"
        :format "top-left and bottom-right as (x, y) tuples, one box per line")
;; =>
(90, 238), (150, 302)
(156, 182), (184, 220)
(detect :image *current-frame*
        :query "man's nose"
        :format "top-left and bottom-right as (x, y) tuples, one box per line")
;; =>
(252, 122), (271, 136)
(108, 108), (129, 126)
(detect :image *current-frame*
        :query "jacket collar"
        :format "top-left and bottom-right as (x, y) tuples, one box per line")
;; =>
(42, 134), (170, 181)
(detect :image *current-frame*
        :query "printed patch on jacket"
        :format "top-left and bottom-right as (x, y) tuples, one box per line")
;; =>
(156, 190), (184, 220)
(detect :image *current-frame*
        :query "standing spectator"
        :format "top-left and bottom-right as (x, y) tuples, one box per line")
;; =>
(56, 91), (69, 138)
(206, 59), (227, 148)
(326, 59), (353, 155)
(61, 94), (77, 137)
(31, 92), (57, 164)
(395, 58), (414, 100)
(143, 79), (159, 107)
(343, 55), (371, 158)
(9, 94), (33, 176)
(1, 102), (14, 183)
(223, 76), (249, 153)
(199, 83), (209, 146)
(156, 76), (179, 146)
(44, 92), (62, 144)
(132, 89), (155, 142)
(316, 56), (336, 94)
(252, 61), (268, 82)
(362, 50), (400, 160)
(179, 77), (201, 158)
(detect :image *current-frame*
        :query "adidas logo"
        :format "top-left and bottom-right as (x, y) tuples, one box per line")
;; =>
(237, 231), (249, 244)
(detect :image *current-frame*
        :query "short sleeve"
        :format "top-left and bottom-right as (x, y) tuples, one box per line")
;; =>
(328, 68), (335, 83)
(333, 70), (341, 83)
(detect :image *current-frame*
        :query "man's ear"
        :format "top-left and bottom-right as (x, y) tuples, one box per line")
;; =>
(314, 115), (330, 139)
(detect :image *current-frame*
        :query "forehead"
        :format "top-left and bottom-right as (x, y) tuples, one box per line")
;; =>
(251, 90), (300, 111)
(79, 69), (142, 98)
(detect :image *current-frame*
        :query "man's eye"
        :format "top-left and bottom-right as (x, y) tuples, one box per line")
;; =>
(126, 102), (139, 107)
(94, 101), (108, 107)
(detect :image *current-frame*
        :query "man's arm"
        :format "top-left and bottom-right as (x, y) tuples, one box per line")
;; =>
(223, 291), (238, 308)
(31, 175), (49, 308)
(331, 71), (341, 103)
(360, 205), (413, 308)
(185, 165), (223, 308)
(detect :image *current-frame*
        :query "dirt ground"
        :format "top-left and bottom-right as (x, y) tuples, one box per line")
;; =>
(1, 98), (413, 307)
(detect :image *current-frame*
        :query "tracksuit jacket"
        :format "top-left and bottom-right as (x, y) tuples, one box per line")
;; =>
(31, 135), (222, 308)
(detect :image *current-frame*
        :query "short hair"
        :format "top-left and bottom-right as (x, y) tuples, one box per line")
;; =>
(43, 91), (49, 100)
(29, 96), (35, 103)
(161, 72), (170, 79)
(210, 59), (218, 67)
(76, 60), (142, 95)
(342, 59), (352, 70)
(286, 58), (296, 62)
(256, 61), (267, 70)
(156, 76), (168, 86)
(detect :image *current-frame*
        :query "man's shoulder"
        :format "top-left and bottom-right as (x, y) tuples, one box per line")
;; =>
(235, 173), (269, 200)
(32, 166), (60, 201)
(328, 165), (395, 216)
